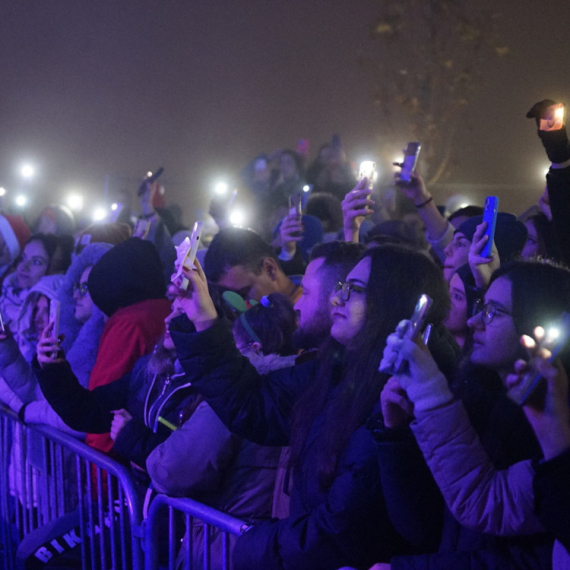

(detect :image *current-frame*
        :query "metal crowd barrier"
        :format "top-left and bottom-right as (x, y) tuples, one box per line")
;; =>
(0, 402), (144, 569)
(144, 494), (252, 570)
(0, 403), (253, 570)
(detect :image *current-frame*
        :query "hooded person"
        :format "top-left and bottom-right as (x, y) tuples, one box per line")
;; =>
(83, 237), (171, 453)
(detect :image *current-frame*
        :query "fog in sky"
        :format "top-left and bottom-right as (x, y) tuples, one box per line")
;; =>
(1, 0), (569, 222)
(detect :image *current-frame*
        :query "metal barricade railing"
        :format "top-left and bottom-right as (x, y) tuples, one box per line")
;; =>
(144, 494), (252, 570)
(0, 403), (144, 569)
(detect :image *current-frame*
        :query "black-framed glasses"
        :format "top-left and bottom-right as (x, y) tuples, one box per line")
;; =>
(334, 281), (367, 302)
(73, 282), (89, 297)
(474, 302), (512, 325)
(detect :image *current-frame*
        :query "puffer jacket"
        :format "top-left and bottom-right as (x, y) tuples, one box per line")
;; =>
(146, 352), (296, 570)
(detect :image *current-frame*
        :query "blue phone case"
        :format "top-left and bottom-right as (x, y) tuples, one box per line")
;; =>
(481, 196), (499, 258)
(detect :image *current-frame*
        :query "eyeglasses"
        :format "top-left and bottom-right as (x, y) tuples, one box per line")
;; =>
(474, 302), (512, 325)
(73, 282), (89, 297)
(334, 281), (367, 302)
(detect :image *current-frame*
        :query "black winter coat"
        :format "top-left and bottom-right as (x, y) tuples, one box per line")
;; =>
(170, 316), (409, 570)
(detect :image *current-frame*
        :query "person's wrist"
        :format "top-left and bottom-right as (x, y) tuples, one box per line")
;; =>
(278, 245), (296, 261)
(193, 315), (219, 332)
(414, 195), (433, 208)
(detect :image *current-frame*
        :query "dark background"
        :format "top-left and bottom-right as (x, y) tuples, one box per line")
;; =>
(1, 0), (569, 224)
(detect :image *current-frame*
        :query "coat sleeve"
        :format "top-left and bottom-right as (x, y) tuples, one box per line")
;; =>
(0, 338), (38, 403)
(33, 358), (131, 433)
(546, 166), (570, 267)
(146, 401), (241, 496)
(374, 424), (444, 551)
(411, 399), (544, 535)
(533, 448), (570, 550)
(170, 317), (315, 446)
(232, 427), (400, 570)
(112, 417), (169, 468)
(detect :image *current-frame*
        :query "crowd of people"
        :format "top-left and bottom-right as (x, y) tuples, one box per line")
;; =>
(0, 100), (569, 569)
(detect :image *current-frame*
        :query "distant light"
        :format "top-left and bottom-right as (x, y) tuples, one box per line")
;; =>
(66, 193), (83, 211)
(146, 171), (153, 178)
(92, 208), (107, 222)
(0, 188), (6, 197)
(229, 209), (245, 226)
(543, 166), (550, 177)
(393, 156), (404, 166)
(15, 195), (27, 207)
(21, 164), (35, 180)
(303, 185), (310, 193)
(458, 202), (469, 209)
(111, 203), (118, 211)
(214, 182), (228, 195)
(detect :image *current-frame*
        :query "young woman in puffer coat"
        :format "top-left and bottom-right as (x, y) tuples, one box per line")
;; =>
(167, 244), (457, 570)
(145, 292), (299, 569)
(0, 243), (111, 429)
(371, 259), (567, 570)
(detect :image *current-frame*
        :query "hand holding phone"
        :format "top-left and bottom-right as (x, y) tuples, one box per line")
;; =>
(173, 222), (204, 291)
(49, 300), (61, 359)
(395, 143), (421, 185)
(508, 313), (570, 406)
(480, 196), (499, 258)
(379, 294), (433, 375)
(358, 161), (376, 191)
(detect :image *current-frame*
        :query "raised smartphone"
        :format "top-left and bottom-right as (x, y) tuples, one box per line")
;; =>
(540, 103), (565, 132)
(133, 218), (151, 240)
(49, 300), (61, 358)
(508, 312), (570, 406)
(481, 196), (499, 258)
(138, 167), (164, 196)
(380, 294), (433, 375)
(398, 143), (421, 184)
(359, 161), (376, 191)
(179, 222), (204, 291)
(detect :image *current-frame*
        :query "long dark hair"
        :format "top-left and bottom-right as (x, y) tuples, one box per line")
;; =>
(288, 244), (450, 489)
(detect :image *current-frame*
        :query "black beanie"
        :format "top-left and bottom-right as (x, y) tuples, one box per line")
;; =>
(88, 237), (166, 317)
(457, 213), (528, 263)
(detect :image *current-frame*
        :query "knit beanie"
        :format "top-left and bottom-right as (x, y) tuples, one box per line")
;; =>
(0, 215), (31, 263)
(457, 213), (528, 262)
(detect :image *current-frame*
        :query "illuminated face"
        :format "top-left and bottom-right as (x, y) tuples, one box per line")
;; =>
(443, 232), (471, 281)
(330, 257), (369, 346)
(33, 295), (50, 336)
(217, 263), (277, 302)
(293, 258), (332, 348)
(73, 266), (94, 324)
(444, 272), (468, 336)
(17, 240), (49, 290)
(467, 276), (520, 376)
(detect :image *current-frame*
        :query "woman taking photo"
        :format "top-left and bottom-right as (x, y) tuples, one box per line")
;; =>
(169, 243), (457, 570)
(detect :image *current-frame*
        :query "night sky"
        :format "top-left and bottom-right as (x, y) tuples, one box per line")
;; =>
(2, 0), (570, 224)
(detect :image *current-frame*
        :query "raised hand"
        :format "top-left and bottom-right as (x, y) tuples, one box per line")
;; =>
(173, 258), (218, 331)
(507, 331), (570, 460)
(468, 221), (500, 289)
(342, 178), (374, 242)
(279, 214), (304, 257)
(36, 322), (65, 368)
